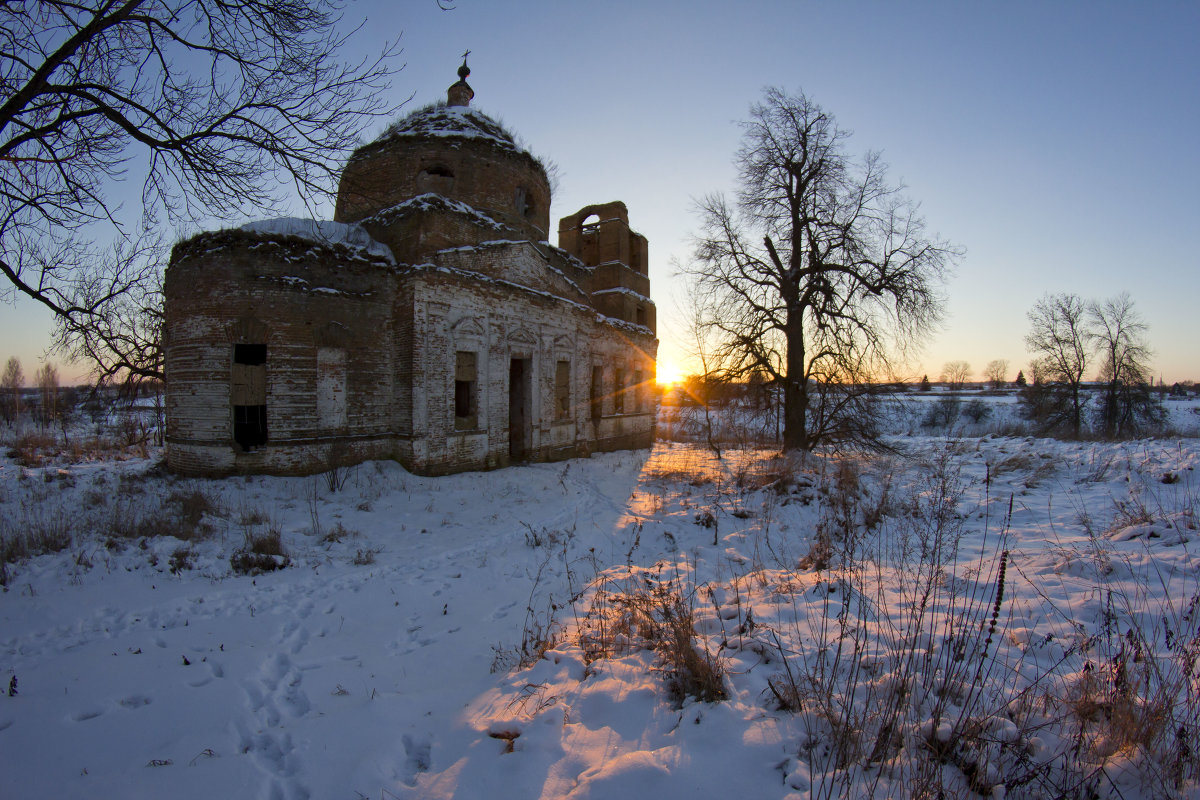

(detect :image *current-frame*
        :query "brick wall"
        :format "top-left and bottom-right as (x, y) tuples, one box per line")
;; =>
(164, 230), (397, 476)
(336, 136), (551, 243)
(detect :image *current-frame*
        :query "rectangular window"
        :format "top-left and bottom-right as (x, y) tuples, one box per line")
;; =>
(636, 306), (647, 327)
(555, 360), (571, 419)
(454, 351), (478, 430)
(590, 366), (603, 423)
(614, 368), (625, 414)
(232, 344), (267, 449)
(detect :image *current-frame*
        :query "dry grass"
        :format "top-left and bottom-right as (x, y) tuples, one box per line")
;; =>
(230, 527), (290, 575)
(104, 485), (220, 544)
(0, 504), (74, 573)
(7, 431), (151, 467)
(578, 568), (726, 706)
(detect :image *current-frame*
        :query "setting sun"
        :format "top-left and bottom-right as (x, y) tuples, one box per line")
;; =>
(656, 359), (685, 387)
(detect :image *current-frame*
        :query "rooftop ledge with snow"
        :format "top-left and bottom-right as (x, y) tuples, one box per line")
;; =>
(239, 218), (396, 263)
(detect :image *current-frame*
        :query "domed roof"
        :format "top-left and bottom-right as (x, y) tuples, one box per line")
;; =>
(375, 103), (524, 154)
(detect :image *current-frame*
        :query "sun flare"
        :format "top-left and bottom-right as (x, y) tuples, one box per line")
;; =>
(656, 359), (685, 387)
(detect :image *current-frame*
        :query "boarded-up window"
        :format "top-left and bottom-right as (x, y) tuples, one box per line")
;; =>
(555, 360), (570, 419)
(632, 370), (643, 412)
(232, 344), (267, 449)
(614, 368), (625, 414)
(454, 351), (478, 430)
(317, 348), (347, 429)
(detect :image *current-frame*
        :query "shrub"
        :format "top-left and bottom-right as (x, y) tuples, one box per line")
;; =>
(962, 398), (992, 424)
(168, 546), (194, 574)
(921, 395), (961, 429)
(320, 521), (355, 544)
(230, 528), (289, 575)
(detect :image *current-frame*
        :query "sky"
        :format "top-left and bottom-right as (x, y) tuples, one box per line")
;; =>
(3, 0), (1198, 385)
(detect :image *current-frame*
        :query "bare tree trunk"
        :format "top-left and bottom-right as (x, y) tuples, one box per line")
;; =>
(783, 309), (809, 451)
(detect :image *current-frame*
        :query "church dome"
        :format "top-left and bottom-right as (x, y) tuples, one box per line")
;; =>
(376, 103), (521, 152)
(334, 62), (551, 245)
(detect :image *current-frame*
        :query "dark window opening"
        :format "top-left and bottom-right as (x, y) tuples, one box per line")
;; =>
(234, 343), (266, 365)
(509, 358), (530, 461)
(614, 368), (625, 414)
(232, 343), (267, 450)
(233, 405), (268, 449)
(515, 186), (535, 219)
(636, 306), (647, 327)
(454, 381), (472, 418)
(454, 351), (478, 430)
(417, 164), (455, 194)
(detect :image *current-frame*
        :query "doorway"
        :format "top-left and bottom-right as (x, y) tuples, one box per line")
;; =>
(508, 358), (531, 461)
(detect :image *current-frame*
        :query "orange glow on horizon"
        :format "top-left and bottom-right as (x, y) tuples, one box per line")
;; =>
(656, 359), (684, 387)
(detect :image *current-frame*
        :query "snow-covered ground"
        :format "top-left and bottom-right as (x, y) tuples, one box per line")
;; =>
(2, 418), (1199, 798)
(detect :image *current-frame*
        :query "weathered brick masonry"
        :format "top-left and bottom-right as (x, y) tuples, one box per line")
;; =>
(164, 61), (657, 476)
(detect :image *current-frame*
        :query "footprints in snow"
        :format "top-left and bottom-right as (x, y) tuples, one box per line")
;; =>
(71, 708), (104, 722)
(488, 600), (518, 622)
(187, 659), (225, 688)
(119, 694), (152, 709)
(401, 734), (432, 787)
(69, 693), (153, 722)
(237, 620), (316, 800)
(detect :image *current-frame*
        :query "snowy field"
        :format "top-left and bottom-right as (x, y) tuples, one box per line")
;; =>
(2, 404), (1200, 798)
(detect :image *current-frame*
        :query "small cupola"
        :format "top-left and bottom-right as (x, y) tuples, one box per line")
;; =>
(447, 54), (474, 107)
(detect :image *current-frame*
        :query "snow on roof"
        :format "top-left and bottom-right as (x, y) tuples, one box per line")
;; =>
(543, 243), (591, 273)
(592, 286), (652, 303)
(405, 263), (654, 337)
(239, 218), (395, 263)
(377, 103), (522, 153)
(363, 193), (509, 231)
(435, 238), (589, 300)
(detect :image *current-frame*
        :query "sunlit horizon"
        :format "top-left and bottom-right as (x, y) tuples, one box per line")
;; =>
(655, 358), (685, 387)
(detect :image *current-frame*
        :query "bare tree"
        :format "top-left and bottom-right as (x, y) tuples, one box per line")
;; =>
(940, 361), (971, 390)
(1, 356), (23, 424)
(51, 238), (166, 386)
(983, 359), (1009, 390)
(1089, 293), (1161, 436)
(1, 1), (404, 383)
(35, 362), (59, 430)
(1024, 293), (1090, 436)
(682, 87), (955, 452)
(678, 283), (727, 458)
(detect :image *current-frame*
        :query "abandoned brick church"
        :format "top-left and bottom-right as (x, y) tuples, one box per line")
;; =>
(163, 62), (658, 476)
